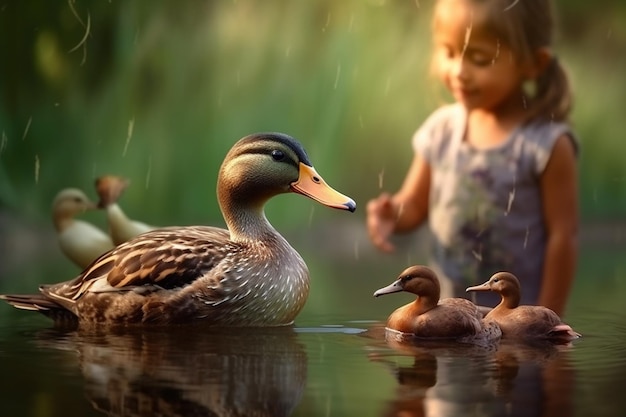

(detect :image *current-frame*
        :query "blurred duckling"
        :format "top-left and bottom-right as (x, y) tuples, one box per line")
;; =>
(374, 265), (501, 345)
(95, 175), (154, 245)
(53, 188), (114, 269)
(466, 272), (581, 343)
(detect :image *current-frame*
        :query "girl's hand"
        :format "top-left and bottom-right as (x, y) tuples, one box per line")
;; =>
(366, 193), (397, 253)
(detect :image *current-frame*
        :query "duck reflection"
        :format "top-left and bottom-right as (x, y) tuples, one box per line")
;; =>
(368, 328), (575, 417)
(37, 326), (307, 417)
(492, 340), (575, 417)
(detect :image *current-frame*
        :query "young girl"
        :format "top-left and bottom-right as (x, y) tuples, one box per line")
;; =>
(366, 0), (579, 315)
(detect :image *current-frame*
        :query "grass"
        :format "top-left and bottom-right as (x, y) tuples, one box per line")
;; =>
(0, 0), (625, 228)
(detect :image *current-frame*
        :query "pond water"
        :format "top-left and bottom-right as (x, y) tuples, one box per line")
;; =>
(0, 241), (625, 417)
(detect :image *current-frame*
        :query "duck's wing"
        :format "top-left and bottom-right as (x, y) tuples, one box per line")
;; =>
(504, 306), (580, 341)
(441, 297), (483, 320)
(43, 226), (233, 308)
(414, 298), (483, 338)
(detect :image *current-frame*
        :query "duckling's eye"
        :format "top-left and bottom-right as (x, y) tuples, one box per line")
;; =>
(271, 150), (285, 161)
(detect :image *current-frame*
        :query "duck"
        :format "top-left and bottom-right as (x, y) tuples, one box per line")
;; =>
(95, 175), (155, 245)
(373, 265), (501, 344)
(465, 272), (581, 342)
(1, 132), (356, 327)
(52, 188), (115, 269)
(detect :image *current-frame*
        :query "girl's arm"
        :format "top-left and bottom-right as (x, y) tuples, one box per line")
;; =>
(366, 154), (431, 252)
(538, 134), (579, 316)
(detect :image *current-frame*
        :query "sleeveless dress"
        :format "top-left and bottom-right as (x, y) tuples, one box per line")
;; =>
(413, 103), (578, 306)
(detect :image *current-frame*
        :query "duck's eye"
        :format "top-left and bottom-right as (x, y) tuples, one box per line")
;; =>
(493, 278), (499, 283)
(401, 275), (412, 282)
(271, 150), (285, 161)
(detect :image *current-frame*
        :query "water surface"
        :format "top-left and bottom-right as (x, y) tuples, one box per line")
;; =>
(1, 246), (625, 417)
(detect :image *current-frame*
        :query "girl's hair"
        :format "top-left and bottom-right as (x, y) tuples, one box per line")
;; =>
(435, 0), (572, 122)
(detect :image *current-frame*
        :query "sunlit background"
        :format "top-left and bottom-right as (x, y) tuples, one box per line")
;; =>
(1, 2), (626, 416)
(1, 0), (625, 298)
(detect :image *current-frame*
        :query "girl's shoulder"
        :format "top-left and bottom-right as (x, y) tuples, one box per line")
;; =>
(517, 118), (579, 176)
(521, 118), (579, 154)
(412, 103), (465, 156)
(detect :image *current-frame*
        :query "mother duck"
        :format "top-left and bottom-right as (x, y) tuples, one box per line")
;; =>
(1, 133), (356, 327)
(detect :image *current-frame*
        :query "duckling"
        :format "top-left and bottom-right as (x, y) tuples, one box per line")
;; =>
(95, 175), (154, 245)
(466, 272), (581, 342)
(52, 188), (114, 269)
(1, 133), (356, 327)
(374, 265), (501, 344)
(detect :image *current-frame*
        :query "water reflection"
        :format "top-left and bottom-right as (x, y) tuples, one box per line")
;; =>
(366, 326), (575, 417)
(35, 326), (307, 417)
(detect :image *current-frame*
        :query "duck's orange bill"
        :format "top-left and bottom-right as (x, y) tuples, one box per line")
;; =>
(291, 163), (356, 212)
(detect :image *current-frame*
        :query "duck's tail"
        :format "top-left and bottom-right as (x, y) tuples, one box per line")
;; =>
(0, 293), (77, 325)
(548, 324), (581, 342)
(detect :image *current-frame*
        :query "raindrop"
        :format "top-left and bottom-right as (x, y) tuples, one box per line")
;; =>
(462, 22), (473, 58)
(145, 155), (152, 189)
(0, 131), (7, 154)
(67, 0), (91, 66)
(22, 116), (32, 141)
(523, 226), (529, 249)
(322, 12), (331, 32)
(503, 0), (520, 12)
(123, 117), (135, 157)
(34, 154), (40, 184)
(334, 63), (341, 90)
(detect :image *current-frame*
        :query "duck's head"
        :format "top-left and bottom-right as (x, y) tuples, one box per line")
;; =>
(52, 188), (98, 227)
(218, 133), (356, 213)
(465, 272), (521, 299)
(373, 265), (441, 301)
(95, 175), (130, 208)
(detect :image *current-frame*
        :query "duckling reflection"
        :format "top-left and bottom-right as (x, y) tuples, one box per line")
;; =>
(369, 332), (574, 417)
(37, 326), (307, 417)
(492, 340), (575, 417)
(368, 335), (501, 417)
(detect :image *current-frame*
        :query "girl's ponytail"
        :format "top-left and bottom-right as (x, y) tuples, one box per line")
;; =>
(530, 56), (572, 122)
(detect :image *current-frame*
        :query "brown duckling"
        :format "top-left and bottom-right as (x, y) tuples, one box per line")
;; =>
(466, 272), (580, 342)
(374, 265), (501, 344)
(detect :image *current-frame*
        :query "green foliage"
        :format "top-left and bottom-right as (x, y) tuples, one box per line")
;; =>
(0, 0), (625, 227)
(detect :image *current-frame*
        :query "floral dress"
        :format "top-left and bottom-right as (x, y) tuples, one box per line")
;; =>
(413, 104), (578, 307)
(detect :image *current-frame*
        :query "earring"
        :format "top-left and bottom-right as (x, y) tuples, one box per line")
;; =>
(522, 78), (537, 99)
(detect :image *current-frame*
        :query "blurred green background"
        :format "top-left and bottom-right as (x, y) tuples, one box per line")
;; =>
(1, 0), (625, 280)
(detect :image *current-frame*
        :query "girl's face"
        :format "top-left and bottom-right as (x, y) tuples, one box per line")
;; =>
(432, 1), (532, 114)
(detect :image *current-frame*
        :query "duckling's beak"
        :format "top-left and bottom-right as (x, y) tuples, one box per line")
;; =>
(291, 163), (356, 212)
(373, 279), (404, 297)
(465, 281), (491, 293)
(95, 175), (130, 208)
